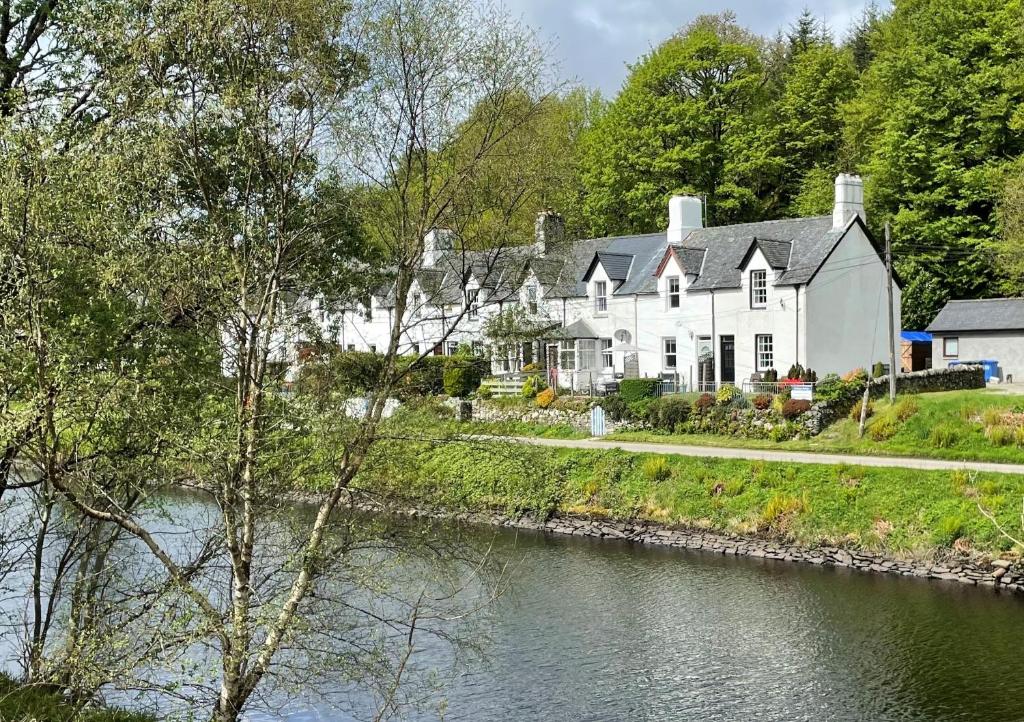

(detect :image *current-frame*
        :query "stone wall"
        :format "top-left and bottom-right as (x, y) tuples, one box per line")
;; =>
(803, 365), (987, 434)
(331, 497), (1023, 595)
(468, 398), (635, 434)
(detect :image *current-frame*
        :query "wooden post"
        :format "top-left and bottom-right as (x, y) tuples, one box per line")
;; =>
(858, 383), (871, 438)
(885, 222), (897, 402)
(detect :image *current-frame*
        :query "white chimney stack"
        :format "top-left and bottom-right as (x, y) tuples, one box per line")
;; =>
(667, 195), (703, 245)
(832, 173), (865, 230)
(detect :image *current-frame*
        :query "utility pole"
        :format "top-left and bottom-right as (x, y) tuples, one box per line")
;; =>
(885, 222), (897, 402)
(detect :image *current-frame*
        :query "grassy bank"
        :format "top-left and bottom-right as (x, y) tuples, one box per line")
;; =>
(353, 420), (1024, 557)
(0, 674), (154, 722)
(595, 389), (1024, 464)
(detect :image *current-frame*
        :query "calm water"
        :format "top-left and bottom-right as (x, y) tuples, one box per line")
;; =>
(5, 492), (1024, 721)
(255, 517), (1024, 722)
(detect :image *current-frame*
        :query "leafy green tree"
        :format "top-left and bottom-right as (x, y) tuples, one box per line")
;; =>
(578, 13), (770, 235)
(844, 0), (1024, 329)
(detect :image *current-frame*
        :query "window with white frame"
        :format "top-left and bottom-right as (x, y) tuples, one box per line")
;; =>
(466, 288), (479, 319)
(594, 281), (608, 313)
(411, 293), (422, 317)
(347, 344), (355, 352)
(559, 340), (576, 370)
(943, 336), (959, 357)
(578, 339), (597, 370)
(756, 334), (774, 371)
(471, 340), (483, 356)
(600, 338), (613, 369)
(667, 276), (681, 309)
(447, 341), (459, 356)
(411, 343), (420, 356)
(751, 270), (767, 308)
(527, 286), (538, 314)
(663, 337), (677, 369)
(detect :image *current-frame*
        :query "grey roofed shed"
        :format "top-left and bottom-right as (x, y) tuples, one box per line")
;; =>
(927, 298), (1024, 333)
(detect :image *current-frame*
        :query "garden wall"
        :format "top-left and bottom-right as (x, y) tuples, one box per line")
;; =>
(467, 399), (633, 434)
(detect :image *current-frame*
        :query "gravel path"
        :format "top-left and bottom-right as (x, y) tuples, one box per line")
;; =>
(508, 435), (1024, 474)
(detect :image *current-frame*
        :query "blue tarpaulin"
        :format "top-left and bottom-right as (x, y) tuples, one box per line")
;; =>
(901, 331), (932, 343)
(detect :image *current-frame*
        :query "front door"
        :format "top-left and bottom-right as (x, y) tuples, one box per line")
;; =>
(720, 335), (735, 384)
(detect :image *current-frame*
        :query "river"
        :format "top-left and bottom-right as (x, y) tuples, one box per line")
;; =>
(5, 492), (1024, 721)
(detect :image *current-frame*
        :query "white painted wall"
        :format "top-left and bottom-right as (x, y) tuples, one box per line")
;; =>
(804, 224), (901, 376)
(931, 332), (1024, 382)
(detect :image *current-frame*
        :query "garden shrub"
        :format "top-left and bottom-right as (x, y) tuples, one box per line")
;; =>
(521, 375), (547, 399)
(400, 355), (447, 397)
(619, 378), (661, 403)
(761, 368), (779, 382)
(536, 387), (556, 408)
(872, 361), (885, 378)
(849, 399), (873, 421)
(786, 364), (804, 380)
(752, 394), (772, 410)
(628, 397), (657, 425)
(781, 399), (811, 420)
(987, 425), (1014, 447)
(521, 362), (542, 373)
(929, 425), (959, 448)
(868, 416), (898, 441)
(1016, 427), (1024, 447)
(641, 456), (671, 482)
(600, 394), (629, 421)
(551, 396), (590, 413)
(716, 384), (742, 406)
(770, 422), (799, 442)
(442, 359), (482, 398)
(654, 395), (691, 431)
(694, 393), (715, 414)
(477, 384), (493, 400)
(843, 367), (867, 383)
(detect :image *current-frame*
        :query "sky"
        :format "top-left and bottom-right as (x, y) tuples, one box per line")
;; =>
(502, 0), (890, 96)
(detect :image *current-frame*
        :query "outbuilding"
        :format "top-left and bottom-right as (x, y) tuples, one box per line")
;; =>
(926, 298), (1024, 383)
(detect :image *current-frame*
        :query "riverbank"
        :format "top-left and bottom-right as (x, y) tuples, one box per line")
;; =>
(0, 674), (154, 722)
(343, 432), (1024, 593)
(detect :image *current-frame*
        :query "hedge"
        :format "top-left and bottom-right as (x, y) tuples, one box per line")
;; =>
(619, 378), (661, 403)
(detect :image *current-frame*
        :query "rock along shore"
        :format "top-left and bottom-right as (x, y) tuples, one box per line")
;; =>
(321, 494), (1023, 595)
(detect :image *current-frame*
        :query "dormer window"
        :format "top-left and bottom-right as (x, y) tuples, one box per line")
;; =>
(667, 276), (680, 309)
(594, 281), (608, 313)
(412, 292), (422, 317)
(363, 303), (372, 322)
(527, 286), (538, 314)
(466, 288), (479, 319)
(750, 270), (767, 308)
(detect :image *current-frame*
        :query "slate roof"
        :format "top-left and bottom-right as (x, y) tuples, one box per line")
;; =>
(370, 213), (873, 307)
(927, 299), (1024, 333)
(738, 238), (792, 270)
(590, 252), (634, 282)
(558, 318), (600, 339)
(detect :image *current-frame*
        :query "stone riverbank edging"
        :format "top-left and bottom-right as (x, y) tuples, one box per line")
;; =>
(329, 496), (1023, 595)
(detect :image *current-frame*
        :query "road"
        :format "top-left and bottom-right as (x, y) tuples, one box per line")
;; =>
(508, 436), (1024, 475)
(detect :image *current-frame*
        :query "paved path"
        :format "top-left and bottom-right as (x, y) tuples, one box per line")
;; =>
(507, 436), (1024, 475)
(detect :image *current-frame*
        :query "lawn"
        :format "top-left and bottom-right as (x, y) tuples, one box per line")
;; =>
(606, 389), (1024, 464)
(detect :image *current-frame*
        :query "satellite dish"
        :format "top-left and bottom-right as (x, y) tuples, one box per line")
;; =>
(614, 329), (632, 344)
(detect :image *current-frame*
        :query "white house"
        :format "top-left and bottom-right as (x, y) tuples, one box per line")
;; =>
(308, 173), (901, 392)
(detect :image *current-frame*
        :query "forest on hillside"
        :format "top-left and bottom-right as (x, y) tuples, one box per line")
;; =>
(521, 2), (1024, 329)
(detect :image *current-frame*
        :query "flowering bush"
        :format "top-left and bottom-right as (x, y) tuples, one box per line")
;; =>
(715, 384), (742, 405)
(752, 394), (773, 410)
(535, 387), (556, 408)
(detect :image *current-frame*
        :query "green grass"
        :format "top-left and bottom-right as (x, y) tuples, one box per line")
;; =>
(355, 431), (1024, 556)
(0, 674), (154, 722)
(604, 389), (1024, 464)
